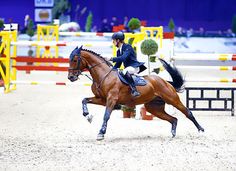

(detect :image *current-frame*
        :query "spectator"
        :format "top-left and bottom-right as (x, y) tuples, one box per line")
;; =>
(110, 16), (119, 28)
(123, 16), (129, 32)
(226, 29), (235, 37)
(186, 28), (193, 38)
(175, 27), (186, 37)
(217, 30), (223, 37)
(91, 25), (98, 32)
(100, 18), (111, 32)
(22, 14), (31, 33)
(195, 27), (205, 37)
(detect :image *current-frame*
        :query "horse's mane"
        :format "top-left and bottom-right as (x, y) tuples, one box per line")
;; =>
(82, 48), (113, 67)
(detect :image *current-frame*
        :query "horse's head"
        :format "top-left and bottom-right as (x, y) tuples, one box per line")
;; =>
(68, 46), (84, 82)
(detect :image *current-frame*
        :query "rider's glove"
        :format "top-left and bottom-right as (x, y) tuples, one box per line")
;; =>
(104, 57), (112, 61)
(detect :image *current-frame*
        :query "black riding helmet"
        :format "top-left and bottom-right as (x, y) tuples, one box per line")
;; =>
(112, 32), (125, 41)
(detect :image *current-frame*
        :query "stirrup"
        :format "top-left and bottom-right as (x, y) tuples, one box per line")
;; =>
(131, 90), (140, 97)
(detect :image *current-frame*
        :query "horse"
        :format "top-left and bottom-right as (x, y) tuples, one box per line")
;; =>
(68, 46), (204, 141)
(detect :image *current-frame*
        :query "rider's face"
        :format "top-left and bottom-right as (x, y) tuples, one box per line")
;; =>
(112, 39), (120, 47)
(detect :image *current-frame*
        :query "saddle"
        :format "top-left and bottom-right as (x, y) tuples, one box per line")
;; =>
(117, 71), (147, 86)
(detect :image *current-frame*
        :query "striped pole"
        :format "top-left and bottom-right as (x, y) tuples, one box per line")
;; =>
(185, 78), (236, 83)
(173, 54), (236, 61)
(11, 80), (92, 86)
(177, 66), (236, 71)
(11, 41), (113, 47)
(59, 32), (113, 37)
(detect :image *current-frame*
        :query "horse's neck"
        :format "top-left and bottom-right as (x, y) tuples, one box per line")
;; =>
(84, 53), (111, 83)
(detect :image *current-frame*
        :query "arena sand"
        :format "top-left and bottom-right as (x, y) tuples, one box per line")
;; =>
(0, 72), (236, 171)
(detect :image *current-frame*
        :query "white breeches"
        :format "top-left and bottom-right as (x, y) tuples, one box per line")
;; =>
(122, 66), (140, 75)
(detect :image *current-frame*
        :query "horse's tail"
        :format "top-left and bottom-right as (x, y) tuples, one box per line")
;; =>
(158, 58), (185, 92)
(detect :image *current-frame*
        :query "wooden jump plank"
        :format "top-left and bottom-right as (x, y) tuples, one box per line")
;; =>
(12, 56), (69, 63)
(13, 65), (68, 71)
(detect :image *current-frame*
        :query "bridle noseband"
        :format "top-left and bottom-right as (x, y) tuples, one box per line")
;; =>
(69, 54), (109, 77)
(68, 54), (113, 89)
(68, 55), (82, 76)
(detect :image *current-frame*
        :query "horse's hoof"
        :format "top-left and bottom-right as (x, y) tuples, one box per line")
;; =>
(171, 119), (178, 138)
(171, 130), (176, 138)
(86, 114), (93, 123)
(198, 126), (204, 132)
(96, 134), (104, 141)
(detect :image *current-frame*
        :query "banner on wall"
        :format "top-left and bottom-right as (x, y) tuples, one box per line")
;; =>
(35, 9), (52, 22)
(35, 0), (54, 7)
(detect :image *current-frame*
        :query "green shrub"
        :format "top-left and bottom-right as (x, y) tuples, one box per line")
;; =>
(85, 11), (93, 32)
(168, 18), (175, 32)
(232, 15), (236, 34)
(128, 18), (141, 31)
(26, 19), (35, 39)
(141, 39), (158, 56)
(121, 105), (135, 112)
(0, 19), (4, 30)
(52, 0), (71, 19)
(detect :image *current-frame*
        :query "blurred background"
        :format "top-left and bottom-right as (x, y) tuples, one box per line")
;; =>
(0, 0), (236, 35)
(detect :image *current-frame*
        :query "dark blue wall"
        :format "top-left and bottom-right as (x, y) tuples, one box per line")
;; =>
(0, 0), (34, 30)
(0, 0), (235, 31)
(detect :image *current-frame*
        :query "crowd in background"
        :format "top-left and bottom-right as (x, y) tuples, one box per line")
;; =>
(95, 16), (235, 38)
(175, 26), (235, 38)
(1, 14), (235, 38)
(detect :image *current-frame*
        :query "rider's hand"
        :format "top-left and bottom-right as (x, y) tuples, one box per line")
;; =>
(104, 57), (112, 61)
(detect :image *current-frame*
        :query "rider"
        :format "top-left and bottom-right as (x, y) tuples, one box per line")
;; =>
(105, 32), (146, 97)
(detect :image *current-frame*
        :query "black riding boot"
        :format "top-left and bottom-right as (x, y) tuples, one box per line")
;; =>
(124, 72), (140, 97)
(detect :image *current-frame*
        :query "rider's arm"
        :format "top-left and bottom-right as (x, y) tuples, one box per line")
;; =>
(113, 61), (122, 69)
(111, 46), (132, 63)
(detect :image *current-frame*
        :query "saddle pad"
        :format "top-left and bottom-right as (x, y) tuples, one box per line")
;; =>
(118, 72), (147, 86)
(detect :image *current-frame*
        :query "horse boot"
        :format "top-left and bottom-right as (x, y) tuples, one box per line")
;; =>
(124, 72), (140, 97)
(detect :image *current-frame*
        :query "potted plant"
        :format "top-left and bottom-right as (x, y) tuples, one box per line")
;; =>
(140, 39), (159, 120)
(128, 18), (141, 33)
(149, 55), (156, 62)
(140, 106), (153, 120)
(121, 105), (135, 118)
(140, 39), (158, 75)
(26, 19), (35, 73)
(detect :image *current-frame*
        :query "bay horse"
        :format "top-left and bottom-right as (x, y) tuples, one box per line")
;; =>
(68, 46), (204, 141)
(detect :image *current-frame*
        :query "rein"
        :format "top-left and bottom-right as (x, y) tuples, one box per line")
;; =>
(70, 54), (112, 89)
(88, 61), (106, 71)
(95, 68), (113, 89)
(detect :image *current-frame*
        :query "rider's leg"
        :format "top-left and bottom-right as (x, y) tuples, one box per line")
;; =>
(123, 67), (140, 97)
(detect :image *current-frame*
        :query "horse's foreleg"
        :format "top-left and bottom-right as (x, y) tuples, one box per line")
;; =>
(82, 97), (106, 123)
(97, 94), (118, 141)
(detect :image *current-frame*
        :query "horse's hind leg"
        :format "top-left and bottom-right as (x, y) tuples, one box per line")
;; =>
(144, 99), (178, 137)
(163, 93), (204, 132)
(177, 103), (205, 132)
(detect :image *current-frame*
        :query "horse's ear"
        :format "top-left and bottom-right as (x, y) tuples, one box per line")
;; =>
(75, 45), (83, 54)
(78, 45), (83, 50)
